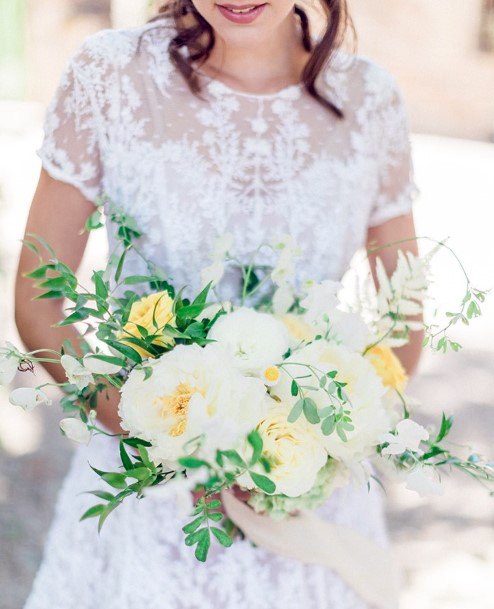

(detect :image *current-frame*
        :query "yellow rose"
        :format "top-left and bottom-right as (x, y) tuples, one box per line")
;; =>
(366, 345), (408, 393)
(119, 291), (175, 357)
(281, 314), (315, 343)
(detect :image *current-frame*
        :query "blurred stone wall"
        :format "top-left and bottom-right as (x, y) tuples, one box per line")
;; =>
(348, 0), (494, 141)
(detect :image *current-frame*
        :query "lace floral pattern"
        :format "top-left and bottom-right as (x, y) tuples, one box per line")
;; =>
(27, 21), (419, 608)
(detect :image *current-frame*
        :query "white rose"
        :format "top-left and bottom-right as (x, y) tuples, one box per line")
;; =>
(119, 343), (268, 466)
(239, 399), (328, 497)
(381, 419), (429, 456)
(207, 308), (290, 375)
(9, 387), (52, 410)
(59, 418), (92, 445)
(61, 355), (94, 391)
(82, 353), (122, 375)
(272, 342), (389, 462)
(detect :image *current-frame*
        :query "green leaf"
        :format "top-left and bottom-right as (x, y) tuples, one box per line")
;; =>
(122, 275), (154, 285)
(290, 379), (299, 397)
(287, 398), (304, 423)
(123, 437), (152, 448)
(191, 282), (212, 308)
(211, 527), (233, 548)
(126, 467), (151, 481)
(34, 289), (65, 300)
(106, 340), (142, 364)
(250, 472), (276, 494)
(119, 440), (133, 470)
(137, 445), (154, 468)
(115, 248), (128, 283)
(101, 473), (128, 489)
(208, 511), (223, 522)
(98, 502), (119, 532)
(321, 415), (336, 436)
(178, 456), (209, 469)
(38, 276), (68, 290)
(302, 397), (320, 424)
(80, 504), (106, 521)
(435, 413), (454, 443)
(86, 490), (115, 502)
(206, 499), (222, 509)
(220, 450), (245, 468)
(247, 430), (263, 466)
(57, 310), (90, 326)
(195, 529), (211, 562)
(182, 515), (207, 535)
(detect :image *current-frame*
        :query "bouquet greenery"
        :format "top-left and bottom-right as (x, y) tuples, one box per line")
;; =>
(1, 201), (492, 562)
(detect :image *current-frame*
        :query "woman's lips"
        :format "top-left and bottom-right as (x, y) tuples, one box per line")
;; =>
(216, 3), (267, 24)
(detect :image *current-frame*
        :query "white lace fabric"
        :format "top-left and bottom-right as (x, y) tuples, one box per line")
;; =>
(26, 21), (419, 609)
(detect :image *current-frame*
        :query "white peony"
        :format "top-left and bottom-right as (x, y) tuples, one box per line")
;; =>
(381, 419), (429, 456)
(207, 308), (290, 375)
(59, 418), (92, 445)
(118, 343), (268, 466)
(272, 341), (389, 462)
(9, 387), (52, 410)
(61, 355), (94, 391)
(239, 399), (328, 497)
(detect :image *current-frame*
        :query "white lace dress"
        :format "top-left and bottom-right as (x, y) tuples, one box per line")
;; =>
(25, 21), (419, 609)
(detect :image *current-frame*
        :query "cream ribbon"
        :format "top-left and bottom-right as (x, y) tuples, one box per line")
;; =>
(221, 490), (401, 609)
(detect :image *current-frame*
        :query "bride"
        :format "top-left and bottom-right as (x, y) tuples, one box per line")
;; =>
(15, 1), (423, 607)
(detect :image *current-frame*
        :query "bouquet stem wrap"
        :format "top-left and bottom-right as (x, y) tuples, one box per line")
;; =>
(221, 490), (400, 609)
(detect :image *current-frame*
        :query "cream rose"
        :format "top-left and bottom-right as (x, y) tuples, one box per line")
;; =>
(118, 343), (268, 466)
(207, 308), (290, 375)
(272, 342), (390, 462)
(239, 399), (328, 497)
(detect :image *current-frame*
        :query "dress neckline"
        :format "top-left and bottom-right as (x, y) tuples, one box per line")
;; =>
(194, 67), (305, 100)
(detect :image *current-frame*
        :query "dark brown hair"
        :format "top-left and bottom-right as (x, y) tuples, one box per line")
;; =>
(148, 0), (354, 118)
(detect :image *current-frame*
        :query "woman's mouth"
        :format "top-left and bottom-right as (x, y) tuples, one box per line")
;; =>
(216, 3), (267, 24)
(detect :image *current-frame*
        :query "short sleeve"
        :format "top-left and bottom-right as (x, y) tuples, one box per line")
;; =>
(368, 71), (420, 227)
(36, 41), (104, 204)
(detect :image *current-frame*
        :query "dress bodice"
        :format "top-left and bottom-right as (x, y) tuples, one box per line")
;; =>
(38, 21), (419, 296)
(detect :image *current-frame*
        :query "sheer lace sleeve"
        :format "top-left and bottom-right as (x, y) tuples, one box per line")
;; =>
(36, 40), (105, 204)
(368, 72), (420, 227)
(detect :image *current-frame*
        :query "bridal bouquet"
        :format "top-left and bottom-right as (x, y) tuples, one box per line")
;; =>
(2, 203), (493, 561)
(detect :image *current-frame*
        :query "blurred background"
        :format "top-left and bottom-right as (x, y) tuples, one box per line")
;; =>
(0, 1), (493, 608)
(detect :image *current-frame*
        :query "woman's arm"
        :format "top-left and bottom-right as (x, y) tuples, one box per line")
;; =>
(366, 212), (424, 377)
(15, 169), (123, 433)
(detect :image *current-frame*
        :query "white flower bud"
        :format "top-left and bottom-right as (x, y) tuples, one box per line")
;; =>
(9, 387), (52, 410)
(59, 418), (92, 445)
(61, 355), (94, 391)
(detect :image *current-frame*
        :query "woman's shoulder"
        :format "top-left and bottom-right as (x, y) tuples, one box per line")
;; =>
(65, 21), (176, 82)
(320, 50), (404, 110)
